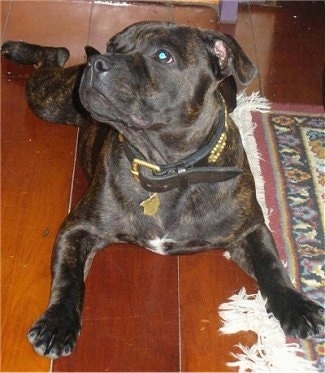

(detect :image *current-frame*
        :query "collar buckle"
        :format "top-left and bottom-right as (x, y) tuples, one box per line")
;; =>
(130, 158), (161, 182)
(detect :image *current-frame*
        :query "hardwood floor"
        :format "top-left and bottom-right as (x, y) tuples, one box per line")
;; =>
(1, 1), (324, 371)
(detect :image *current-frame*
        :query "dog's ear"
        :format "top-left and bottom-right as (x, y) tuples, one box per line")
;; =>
(84, 46), (101, 58)
(201, 31), (257, 85)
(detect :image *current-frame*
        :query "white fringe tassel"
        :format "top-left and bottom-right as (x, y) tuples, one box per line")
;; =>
(219, 288), (318, 373)
(230, 91), (271, 228)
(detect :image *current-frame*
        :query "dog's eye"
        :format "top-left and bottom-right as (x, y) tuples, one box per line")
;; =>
(154, 49), (174, 64)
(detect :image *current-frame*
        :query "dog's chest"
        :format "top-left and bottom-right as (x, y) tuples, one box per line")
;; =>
(143, 235), (216, 255)
(146, 236), (178, 255)
(129, 191), (231, 255)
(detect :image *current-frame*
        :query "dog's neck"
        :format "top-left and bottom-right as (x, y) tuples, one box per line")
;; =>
(122, 88), (228, 165)
(119, 93), (242, 192)
(122, 96), (228, 168)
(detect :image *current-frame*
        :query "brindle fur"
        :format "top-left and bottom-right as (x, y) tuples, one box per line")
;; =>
(2, 21), (323, 359)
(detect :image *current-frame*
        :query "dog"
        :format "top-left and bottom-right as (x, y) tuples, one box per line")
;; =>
(2, 21), (323, 360)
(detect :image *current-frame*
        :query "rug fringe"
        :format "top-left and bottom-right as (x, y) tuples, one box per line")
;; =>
(231, 91), (271, 228)
(219, 288), (318, 373)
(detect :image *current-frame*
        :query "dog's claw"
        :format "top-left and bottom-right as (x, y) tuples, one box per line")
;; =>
(27, 305), (80, 359)
(269, 288), (324, 339)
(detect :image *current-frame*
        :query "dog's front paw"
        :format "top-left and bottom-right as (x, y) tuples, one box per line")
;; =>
(269, 288), (324, 339)
(27, 304), (81, 359)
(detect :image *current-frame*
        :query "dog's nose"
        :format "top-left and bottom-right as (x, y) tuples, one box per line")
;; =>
(89, 55), (111, 73)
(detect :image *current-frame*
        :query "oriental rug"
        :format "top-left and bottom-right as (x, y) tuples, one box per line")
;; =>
(220, 95), (324, 372)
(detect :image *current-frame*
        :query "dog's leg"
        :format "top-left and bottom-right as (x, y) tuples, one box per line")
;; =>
(1, 40), (70, 67)
(27, 218), (104, 359)
(2, 40), (88, 125)
(242, 224), (324, 338)
(27, 165), (112, 359)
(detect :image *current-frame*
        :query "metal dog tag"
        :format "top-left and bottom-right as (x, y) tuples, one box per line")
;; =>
(140, 193), (160, 216)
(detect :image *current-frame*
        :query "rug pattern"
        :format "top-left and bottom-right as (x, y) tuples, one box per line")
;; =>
(257, 108), (325, 372)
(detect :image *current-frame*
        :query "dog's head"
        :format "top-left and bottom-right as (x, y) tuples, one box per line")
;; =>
(80, 21), (256, 129)
(79, 22), (256, 163)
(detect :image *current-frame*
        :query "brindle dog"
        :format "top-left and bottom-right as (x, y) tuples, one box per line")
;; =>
(2, 21), (323, 359)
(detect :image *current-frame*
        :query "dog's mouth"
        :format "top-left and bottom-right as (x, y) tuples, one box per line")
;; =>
(80, 86), (125, 123)
(79, 63), (152, 130)
(129, 113), (151, 129)
(80, 84), (152, 130)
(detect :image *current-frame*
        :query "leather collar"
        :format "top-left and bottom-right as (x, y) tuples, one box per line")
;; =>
(121, 99), (242, 193)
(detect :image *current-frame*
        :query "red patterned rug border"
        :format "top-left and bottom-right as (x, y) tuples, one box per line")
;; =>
(252, 104), (324, 370)
(268, 103), (325, 114)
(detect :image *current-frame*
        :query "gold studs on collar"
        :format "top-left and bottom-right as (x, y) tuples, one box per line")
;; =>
(207, 126), (228, 164)
(208, 101), (228, 164)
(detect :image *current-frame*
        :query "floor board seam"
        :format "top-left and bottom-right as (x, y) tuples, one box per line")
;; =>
(68, 127), (80, 214)
(177, 256), (182, 372)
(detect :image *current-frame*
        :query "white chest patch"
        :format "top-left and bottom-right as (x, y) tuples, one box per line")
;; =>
(146, 236), (176, 255)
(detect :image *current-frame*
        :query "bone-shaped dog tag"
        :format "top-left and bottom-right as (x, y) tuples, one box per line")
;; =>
(140, 193), (160, 216)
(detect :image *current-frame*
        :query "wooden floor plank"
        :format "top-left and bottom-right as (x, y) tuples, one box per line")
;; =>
(179, 252), (257, 372)
(54, 246), (179, 372)
(3, 0), (92, 66)
(1, 1), (91, 370)
(1, 76), (77, 372)
(250, 2), (324, 105)
(54, 3), (179, 371)
(87, 1), (171, 52)
(173, 3), (260, 371)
